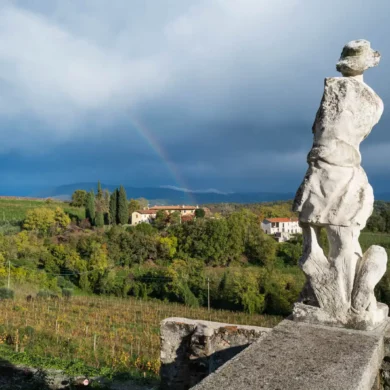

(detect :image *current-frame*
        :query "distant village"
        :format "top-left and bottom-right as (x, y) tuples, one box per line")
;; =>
(132, 205), (302, 242)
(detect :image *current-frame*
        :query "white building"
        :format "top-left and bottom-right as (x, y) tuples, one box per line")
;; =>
(261, 217), (302, 236)
(131, 210), (157, 226)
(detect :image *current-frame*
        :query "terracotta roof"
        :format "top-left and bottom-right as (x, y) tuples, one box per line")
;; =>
(134, 210), (156, 215)
(149, 205), (197, 210)
(264, 218), (299, 223)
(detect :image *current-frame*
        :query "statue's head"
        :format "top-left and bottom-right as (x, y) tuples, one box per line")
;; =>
(336, 40), (380, 76)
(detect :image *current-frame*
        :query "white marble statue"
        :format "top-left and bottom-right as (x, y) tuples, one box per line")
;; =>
(292, 40), (388, 330)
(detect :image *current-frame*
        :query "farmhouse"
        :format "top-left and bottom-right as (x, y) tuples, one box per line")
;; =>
(149, 205), (199, 215)
(131, 209), (157, 225)
(261, 217), (301, 242)
(131, 205), (209, 225)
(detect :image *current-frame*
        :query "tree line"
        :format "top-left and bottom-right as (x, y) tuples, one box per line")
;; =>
(71, 182), (148, 227)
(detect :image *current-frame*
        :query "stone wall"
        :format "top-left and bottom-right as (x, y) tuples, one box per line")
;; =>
(379, 328), (390, 389)
(160, 317), (270, 390)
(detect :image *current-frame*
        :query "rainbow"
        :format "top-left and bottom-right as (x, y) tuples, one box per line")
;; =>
(127, 113), (197, 205)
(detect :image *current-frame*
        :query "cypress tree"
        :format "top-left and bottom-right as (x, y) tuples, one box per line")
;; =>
(95, 211), (104, 228)
(117, 185), (129, 224)
(109, 190), (118, 225)
(97, 181), (103, 201)
(86, 190), (96, 225)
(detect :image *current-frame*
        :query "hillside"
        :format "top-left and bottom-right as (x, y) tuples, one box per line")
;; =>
(0, 198), (84, 230)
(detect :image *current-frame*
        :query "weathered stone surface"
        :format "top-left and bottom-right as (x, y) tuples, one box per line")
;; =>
(293, 302), (388, 331)
(192, 319), (389, 390)
(160, 317), (270, 390)
(337, 39), (381, 77)
(292, 39), (387, 329)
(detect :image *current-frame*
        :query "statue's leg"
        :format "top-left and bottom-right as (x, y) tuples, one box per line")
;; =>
(300, 223), (325, 270)
(326, 225), (357, 305)
(299, 223), (328, 307)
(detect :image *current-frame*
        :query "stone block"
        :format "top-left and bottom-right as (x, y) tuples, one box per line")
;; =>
(192, 319), (389, 390)
(160, 317), (270, 390)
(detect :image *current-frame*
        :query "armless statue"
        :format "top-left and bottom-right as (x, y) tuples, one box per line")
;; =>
(292, 40), (388, 330)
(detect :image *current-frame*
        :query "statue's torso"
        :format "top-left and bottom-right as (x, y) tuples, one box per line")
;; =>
(308, 77), (383, 167)
(293, 76), (383, 227)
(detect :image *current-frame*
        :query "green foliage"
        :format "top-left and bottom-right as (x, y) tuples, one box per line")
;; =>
(0, 199), (84, 227)
(168, 211), (181, 226)
(154, 210), (168, 230)
(195, 208), (206, 218)
(61, 288), (73, 299)
(0, 287), (14, 299)
(71, 190), (87, 207)
(36, 290), (58, 299)
(23, 207), (70, 235)
(128, 199), (141, 217)
(97, 181), (103, 201)
(86, 190), (96, 225)
(117, 186), (129, 225)
(95, 212), (104, 228)
(232, 272), (264, 314)
(109, 190), (118, 225)
(132, 222), (156, 235)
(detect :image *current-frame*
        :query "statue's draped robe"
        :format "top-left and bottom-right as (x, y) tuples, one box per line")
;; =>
(293, 77), (383, 228)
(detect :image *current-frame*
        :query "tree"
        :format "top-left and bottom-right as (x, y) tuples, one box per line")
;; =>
(168, 211), (181, 226)
(71, 190), (87, 207)
(158, 236), (178, 259)
(23, 207), (70, 235)
(53, 207), (71, 231)
(23, 208), (55, 235)
(103, 190), (110, 224)
(95, 212), (104, 228)
(128, 199), (141, 221)
(86, 190), (96, 225)
(109, 190), (118, 225)
(117, 185), (129, 225)
(138, 198), (148, 209)
(154, 210), (168, 230)
(97, 181), (103, 201)
(195, 208), (206, 218)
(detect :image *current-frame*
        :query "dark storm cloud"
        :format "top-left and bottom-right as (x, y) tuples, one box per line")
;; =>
(0, 0), (390, 194)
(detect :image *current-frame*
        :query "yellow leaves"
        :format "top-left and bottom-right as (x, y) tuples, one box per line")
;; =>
(158, 236), (178, 259)
(23, 207), (70, 234)
(54, 207), (71, 229)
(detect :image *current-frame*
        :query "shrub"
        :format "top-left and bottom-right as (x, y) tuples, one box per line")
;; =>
(0, 288), (14, 300)
(62, 288), (73, 299)
(36, 290), (58, 300)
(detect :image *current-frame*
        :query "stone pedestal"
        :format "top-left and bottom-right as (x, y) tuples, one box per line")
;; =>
(191, 319), (389, 390)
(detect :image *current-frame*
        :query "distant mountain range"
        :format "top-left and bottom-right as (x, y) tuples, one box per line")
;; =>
(37, 183), (296, 205)
(36, 183), (390, 205)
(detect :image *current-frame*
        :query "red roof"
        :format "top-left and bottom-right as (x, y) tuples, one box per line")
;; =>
(149, 205), (197, 211)
(135, 210), (157, 215)
(264, 218), (298, 223)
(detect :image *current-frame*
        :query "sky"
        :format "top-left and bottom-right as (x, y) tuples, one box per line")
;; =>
(1, 0), (390, 196)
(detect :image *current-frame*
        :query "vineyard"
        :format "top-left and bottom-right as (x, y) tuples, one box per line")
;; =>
(0, 198), (84, 225)
(0, 295), (281, 382)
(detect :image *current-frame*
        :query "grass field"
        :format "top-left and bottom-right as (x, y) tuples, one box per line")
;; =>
(0, 198), (85, 225)
(0, 295), (281, 381)
(360, 231), (390, 254)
